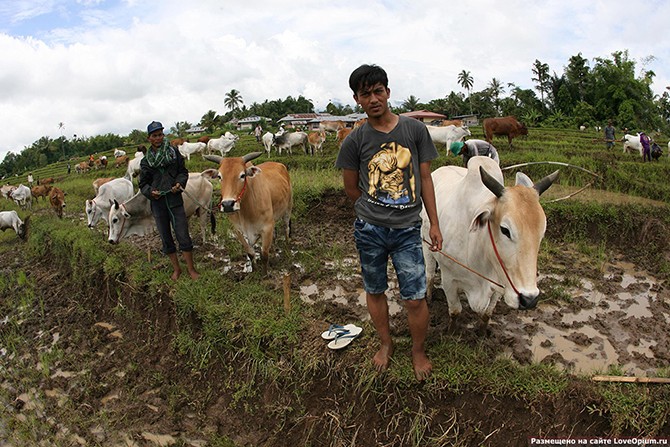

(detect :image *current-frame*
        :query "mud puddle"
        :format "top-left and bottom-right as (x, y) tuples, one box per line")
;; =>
(300, 256), (670, 376)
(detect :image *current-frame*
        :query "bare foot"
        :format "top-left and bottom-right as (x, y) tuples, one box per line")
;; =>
(188, 269), (200, 280)
(372, 344), (393, 372)
(171, 269), (182, 281)
(412, 350), (432, 381)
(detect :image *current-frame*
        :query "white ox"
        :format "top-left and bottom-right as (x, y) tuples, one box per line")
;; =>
(114, 149), (126, 158)
(262, 132), (275, 154)
(622, 133), (643, 156)
(178, 142), (206, 160)
(86, 178), (135, 228)
(107, 170), (218, 244)
(421, 156), (559, 323)
(124, 151), (145, 181)
(426, 125), (471, 153)
(9, 184), (32, 210)
(0, 210), (27, 239)
(207, 134), (237, 157)
(273, 131), (307, 155)
(204, 152), (292, 274)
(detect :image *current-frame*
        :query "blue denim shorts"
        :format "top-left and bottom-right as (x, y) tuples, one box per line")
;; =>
(353, 218), (427, 300)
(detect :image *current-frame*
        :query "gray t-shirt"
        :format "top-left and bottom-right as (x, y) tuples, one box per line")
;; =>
(463, 139), (500, 167)
(335, 116), (438, 228)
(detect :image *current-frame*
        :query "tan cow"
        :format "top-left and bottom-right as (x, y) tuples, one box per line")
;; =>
(319, 120), (345, 135)
(440, 119), (464, 127)
(75, 161), (90, 174)
(483, 116), (528, 148)
(307, 130), (326, 155)
(114, 155), (129, 168)
(39, 177), (54, 185)
(336, 128), (353, 147)
(92, 177), (115, 194)
(31, 184), (52, 201)
(204, 152), (292, 274)
(49, 187), (66, 219)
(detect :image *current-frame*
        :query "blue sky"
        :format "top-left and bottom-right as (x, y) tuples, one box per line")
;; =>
(1, 0), (668, 162)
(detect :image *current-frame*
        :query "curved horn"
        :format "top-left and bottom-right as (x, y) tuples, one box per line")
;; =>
(204, 154), (223, 164)
(479, 166), (505, 198)
(243, 152), (263, 163)
(533, 170), (560, 196)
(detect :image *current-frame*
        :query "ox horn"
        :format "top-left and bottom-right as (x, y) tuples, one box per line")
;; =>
(243, 152), (263, 163)
(479, 166), (505, 198)
(204, 155), (223, 164)
(533, 170), (560, 196)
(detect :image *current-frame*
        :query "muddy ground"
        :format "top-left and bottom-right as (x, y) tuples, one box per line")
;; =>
(1, 190), (669, 446)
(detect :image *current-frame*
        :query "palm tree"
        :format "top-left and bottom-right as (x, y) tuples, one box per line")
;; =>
(487, 78), (504, 116)
(457, 70), (474, 113)
(531, 59), (550, 107)
(401, 95), (420, 111)
(200, 110), (219, 133)
(224, 89), (243, 113)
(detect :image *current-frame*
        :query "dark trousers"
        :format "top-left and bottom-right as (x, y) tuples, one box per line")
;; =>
(151, 199), (193, 254)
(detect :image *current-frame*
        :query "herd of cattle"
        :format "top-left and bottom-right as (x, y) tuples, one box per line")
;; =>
(0, 113), (561, 322)
(4, 113), (665, 322)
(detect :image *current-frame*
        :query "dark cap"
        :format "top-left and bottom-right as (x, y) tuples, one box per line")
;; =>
(147, 121), (164, 134)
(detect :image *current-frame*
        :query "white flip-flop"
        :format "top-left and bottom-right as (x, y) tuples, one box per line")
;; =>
(327, 326), (363, 350)
(320, 323), (361, 340)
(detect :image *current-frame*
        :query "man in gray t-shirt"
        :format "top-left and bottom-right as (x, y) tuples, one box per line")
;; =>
(450, 139), (500, 167)
(335, 64), (442, 381)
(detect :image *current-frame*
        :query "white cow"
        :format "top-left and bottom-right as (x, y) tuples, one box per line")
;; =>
(668, 141), (670, 158)
(178, 142), (206, 160)
(622, 134), (643, 156)
(9, 184), (32, 210)
(107, 170), (218, 244)
(273, 131), (307, 155)
(85, 178), (134, 228)
(207, 135), (237, 157)
(421, 156), (559, 323)
(0, 210), (27, 239)
(124, 151), (145, 180)
(262, 132), (275, 154)
(426, 125), (471, 152)
(114, 149), (126, 158)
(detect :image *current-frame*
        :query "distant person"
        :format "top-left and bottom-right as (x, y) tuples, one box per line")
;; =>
(604, 121), (616, 150)
(640, 132), (651, 162)
(139, 120), (199, 281)
(254, 124), (263, 143)
(450, 140), (500, 167)
(67, 162), (71, 175)
(27, 172), (33, 187)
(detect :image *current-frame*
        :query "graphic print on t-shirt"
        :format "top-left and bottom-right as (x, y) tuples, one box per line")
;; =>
(367, 141), (415, 206)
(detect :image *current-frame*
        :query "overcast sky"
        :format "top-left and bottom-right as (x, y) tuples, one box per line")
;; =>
(1, 0), (668, 162)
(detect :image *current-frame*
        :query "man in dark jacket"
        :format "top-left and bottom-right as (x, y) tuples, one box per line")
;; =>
(139, 121), (199, 280)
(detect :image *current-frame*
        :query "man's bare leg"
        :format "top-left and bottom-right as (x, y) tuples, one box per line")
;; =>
(366, 292), (393, 372)
(167, 252), (182, 281)
(405, 298), (432, 381)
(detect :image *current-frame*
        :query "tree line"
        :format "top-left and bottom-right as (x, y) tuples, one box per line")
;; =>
(1, 50), (667, 178)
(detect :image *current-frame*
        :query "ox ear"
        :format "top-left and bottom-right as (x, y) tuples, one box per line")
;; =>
(479, 166), (504, 198)
(200, 168), (220, 180)
(515, 172), (533, 188)
(204, 155), (223, 164)
(533, 170), (560, 196)
(246, 166), (262, 178)
(469, 208), (492, 232)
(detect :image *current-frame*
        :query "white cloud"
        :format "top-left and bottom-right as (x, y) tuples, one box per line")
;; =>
(0, 0), (668, 162)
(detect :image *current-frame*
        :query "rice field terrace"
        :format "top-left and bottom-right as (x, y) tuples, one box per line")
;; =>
(1, 125), (670, 446)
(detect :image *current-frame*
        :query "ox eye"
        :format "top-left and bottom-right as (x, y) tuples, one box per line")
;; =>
(500, 226), (511, 239)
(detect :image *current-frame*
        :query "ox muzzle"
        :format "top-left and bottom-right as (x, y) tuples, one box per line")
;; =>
(518, 293), (539, 310)
(219, 199), (239, 213)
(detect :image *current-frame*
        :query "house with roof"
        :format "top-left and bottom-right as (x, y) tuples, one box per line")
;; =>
(451, 114), (479, 126)
(185, 126), (206, 135)
(400, 110), (447, 123)
(235, 115), (273, 131)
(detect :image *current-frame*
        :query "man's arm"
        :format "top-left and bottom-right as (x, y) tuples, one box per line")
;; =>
(419, 161), (443, 252)
(342, 168), (361, 202)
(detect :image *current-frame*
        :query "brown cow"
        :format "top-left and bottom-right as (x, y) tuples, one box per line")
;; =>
(75, 161), (90, 174)
(92, 177), (115, 194)
(336, 128), (353, 147)
(483, 116), (528, 148)
(49, 187), (66, 219)
(39, 177), (54, 185)
(439, 119), (464, 127)
(204, 152), (292, 274)
(171, 138), (187, 147)
(307, 130), (326, 155)
(197, 135), (211, 144)
(319, 120), (345, 135)
(114, 155), (129, 168)
(31, 184), (52, 201)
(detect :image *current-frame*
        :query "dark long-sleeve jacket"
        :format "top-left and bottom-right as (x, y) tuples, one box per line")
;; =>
(139, 145), (189, 208)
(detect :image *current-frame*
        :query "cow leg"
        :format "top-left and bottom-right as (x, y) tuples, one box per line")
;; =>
(232, 229), (256, 273)
(442, 273), (462, 317)
(424, 251), (437, 300)
(259, 225), (274, 276)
